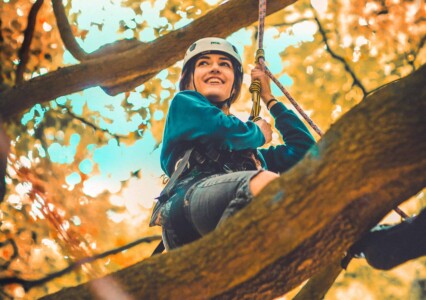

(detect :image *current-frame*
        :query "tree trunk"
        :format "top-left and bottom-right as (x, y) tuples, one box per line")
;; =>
(41, 65), (426, 299)
(0, 0), (296, 118)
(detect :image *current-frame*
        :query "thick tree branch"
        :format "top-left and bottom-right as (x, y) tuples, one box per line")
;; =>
(292, 260), (342, 300)
(51, 0), (144, 64)
(0, 0), (297, 118)
(15, 0), (44, 84)
(51, 0), (88, 61)
(0, 235), (161, 290)
(101, 71), (157, 96)
(313, 14), (368, 97)
(41, 65), (426, 300)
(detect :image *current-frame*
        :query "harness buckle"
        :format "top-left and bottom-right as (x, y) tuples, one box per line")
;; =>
(192, 150), (206, 165)
(175, 157), (190, 171)
(205, 148), (221, 162)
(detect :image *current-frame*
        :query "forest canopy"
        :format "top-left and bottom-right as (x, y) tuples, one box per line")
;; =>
(0, 0), (425, 299)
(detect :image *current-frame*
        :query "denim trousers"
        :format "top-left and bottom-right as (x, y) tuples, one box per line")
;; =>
(163, 169), (263, 249)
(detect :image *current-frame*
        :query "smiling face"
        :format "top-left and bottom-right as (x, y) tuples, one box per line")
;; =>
(191, 53), (235, 103)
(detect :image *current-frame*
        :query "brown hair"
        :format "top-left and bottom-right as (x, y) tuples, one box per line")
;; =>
(178, 53), (243, 106)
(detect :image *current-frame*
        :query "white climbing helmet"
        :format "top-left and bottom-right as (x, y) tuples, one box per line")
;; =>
(182, 37), (242, 70)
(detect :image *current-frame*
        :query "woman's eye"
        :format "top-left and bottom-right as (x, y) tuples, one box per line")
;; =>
(198, 61), (208, 66)
(221, 62), (231, 68)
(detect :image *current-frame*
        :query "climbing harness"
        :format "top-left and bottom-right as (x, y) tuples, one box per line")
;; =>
(150, 145), (260, 255)
(249, 0), (408, 222)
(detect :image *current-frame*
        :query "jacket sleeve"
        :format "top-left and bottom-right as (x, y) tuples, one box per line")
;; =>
(259, 102), (316, 173)
(167, 91), (265, 150)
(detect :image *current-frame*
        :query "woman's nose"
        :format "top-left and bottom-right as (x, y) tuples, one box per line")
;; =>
(209, 63), (220, 73)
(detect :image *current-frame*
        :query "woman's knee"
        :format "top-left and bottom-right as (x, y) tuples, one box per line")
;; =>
(249, 171), (279, 196)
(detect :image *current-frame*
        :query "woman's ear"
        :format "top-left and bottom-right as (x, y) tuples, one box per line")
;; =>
(187, 77), (194, 90)
(229, 86), (236, 100)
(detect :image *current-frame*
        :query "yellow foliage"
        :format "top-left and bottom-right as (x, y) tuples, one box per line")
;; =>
(0, 0), (425, 298)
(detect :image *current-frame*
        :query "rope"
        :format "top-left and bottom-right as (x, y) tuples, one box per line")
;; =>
(263, 65), (323, 136)
(255, 0), (407, 219)
(256, 0), (323, 136)
(258, 0), (266, 49)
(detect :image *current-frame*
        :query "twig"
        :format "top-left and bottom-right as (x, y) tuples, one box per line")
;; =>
(312, 13), (367, 97)
(56, 104), (126, 140)
(408, 35), (426, 71)
(51, 0), (88, 61)
(0, 289), (14, 300)
(0, 239), (19, 270)
(274, 11), (368, 97)
(0, 235), (161, 290)
(273, 17), (314, 27)
(416, 34), (426, 59)
(0, 18), (7, 92)
(15, 0), (44, 84)
(0, 117), (10, 203)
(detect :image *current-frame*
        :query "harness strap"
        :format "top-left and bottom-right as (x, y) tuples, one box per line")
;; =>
(151, 239), (165, 256)
(151, 148), (195, 256)
(157, 147), (194, 202)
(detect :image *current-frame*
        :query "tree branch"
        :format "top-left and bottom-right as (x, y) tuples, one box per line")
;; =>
(0, 0), (297, 118)
(101, 71), (157, 96)
(273, 17), (314, 27)
(0, 18), (8, 92)
(292, 260), (342, 300)
(0, 117), (10, 202)
(51, 0), (144, 63)
(312, 13), (367, 97)
(15, 0), (45, 85)
(55, 104), (126, 140)
(41, 64), (426, 300)
(409, 34), (426, 71)
(0, 235), (161, 290)
(51, 0), (88, 61)
(0, 239), (19, 270)
(0, 289), (14, 300)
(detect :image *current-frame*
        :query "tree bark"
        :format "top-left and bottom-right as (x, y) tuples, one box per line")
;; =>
(0, 0), (296, 119)
(41, 65), (426, 299)
(292, 259), (342, 300)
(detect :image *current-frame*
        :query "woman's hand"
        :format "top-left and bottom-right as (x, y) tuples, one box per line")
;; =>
(254, 118), (273, 144)
(251, 64), (274, 105)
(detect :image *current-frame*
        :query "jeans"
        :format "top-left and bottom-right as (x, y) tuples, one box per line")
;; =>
(161, 170), (263, 249)
(186, 170), (262, 233)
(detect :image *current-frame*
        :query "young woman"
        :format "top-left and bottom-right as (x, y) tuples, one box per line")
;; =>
(150, 37), (315, 250)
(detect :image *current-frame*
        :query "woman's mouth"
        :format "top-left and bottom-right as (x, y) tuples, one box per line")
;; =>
(205, 77), (224, 84)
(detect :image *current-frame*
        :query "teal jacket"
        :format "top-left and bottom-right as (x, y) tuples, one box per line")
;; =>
(160, 90), (315, 177)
